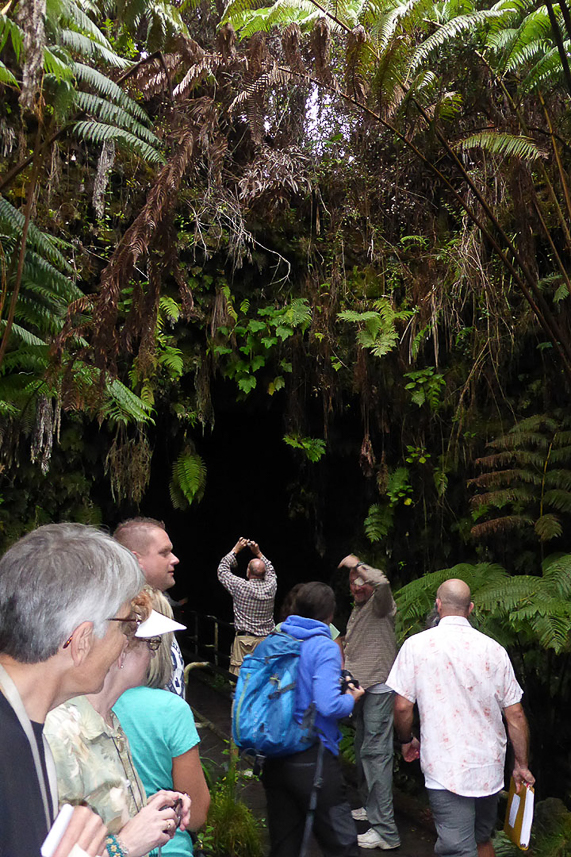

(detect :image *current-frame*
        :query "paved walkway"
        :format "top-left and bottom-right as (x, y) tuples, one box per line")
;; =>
(186, 670), (436, 857)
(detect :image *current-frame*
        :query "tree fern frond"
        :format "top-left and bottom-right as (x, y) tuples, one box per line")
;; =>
(43, 48), (74, 82)
(470, 487), (533, 508)
(469, 468), (542, 488)
(102, 378), (155, 425)
(543, 469), (571, 491)
(0, 323), (46, 347)
(71, 120), (164, 163)
(0, 13), (24, 62)
(74, 91), (161, 145)
(458, 131), (545, 161)
(364, 503), (393, 542)
(48, 0), (115, 49)
(71, 62), (150, 121)
(520, 44), (569, 93)
(0, 59), (18, 87)
(411, 10), (508, 72)
(169, 449), (207, 508)
(0, 198), (72, 271)
(59, 29), (131, 68)
(535, 513), (562, 542)
(471, 515), (534, 538)
(543, 489), (571, 514)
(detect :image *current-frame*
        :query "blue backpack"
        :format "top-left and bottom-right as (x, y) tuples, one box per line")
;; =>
(232, 630), (316, 757)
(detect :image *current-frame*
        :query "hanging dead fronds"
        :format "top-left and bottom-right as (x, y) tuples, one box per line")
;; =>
(105, 428), (152, 504)
(217, 22), (237, 61)
(311, 17), (333, 86)
(92, 139), (116, 219)
(346, 25), (370, 104)
(245, 33), (272, 144)
(238, 145), (311, 211)
(282, 23), (306, 75)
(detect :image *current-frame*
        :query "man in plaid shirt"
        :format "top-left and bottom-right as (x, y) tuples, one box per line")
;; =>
(218, 537), (277, 675)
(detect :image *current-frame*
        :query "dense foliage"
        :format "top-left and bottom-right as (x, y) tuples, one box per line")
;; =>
(3, 0), (571, 804)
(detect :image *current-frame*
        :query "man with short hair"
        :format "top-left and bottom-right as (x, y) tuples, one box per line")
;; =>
(0, 522), (144, 857)
(340, 553), (400, 851)
(218, 537), (277, 676)
(387, 578), (535, 857)
(114, 517), (185, 696)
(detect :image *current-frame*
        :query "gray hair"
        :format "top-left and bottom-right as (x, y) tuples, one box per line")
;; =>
(0, 523), (145, 663)
(145, 588), (175, 689)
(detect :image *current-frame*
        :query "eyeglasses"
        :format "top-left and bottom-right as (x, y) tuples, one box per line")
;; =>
(143, 637), (161, 652)
(62, 613), (141, 650)
(107, 614), (142, 638)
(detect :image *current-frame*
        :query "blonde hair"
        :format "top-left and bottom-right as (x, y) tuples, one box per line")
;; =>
(145, 586), (175, 689)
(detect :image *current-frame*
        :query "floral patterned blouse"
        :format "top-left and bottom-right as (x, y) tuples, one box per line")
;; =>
(44, 694), (146, 834)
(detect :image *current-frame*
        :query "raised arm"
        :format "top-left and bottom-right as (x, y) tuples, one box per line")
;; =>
(338, 554), (395, 617)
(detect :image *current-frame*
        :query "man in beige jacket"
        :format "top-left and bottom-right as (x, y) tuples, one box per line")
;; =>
(341, 554), (399, 851)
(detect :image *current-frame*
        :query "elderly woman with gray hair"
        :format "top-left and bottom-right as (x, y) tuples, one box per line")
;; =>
(45, 590), (191, 857)
(113, 589), (211, 857)
(0, 522), (148, 857)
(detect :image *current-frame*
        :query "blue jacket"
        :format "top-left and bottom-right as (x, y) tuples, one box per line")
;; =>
(281, 615), (355, 754)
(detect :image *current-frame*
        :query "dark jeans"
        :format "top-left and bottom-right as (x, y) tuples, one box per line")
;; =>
(262, 743), (359, 857)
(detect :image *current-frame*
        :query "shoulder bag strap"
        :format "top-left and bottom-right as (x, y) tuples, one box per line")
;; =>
(0, 663), (58, 828)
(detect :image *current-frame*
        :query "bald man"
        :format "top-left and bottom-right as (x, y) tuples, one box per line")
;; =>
(387, 579), (534, 857)
(217, 538), (277, 676)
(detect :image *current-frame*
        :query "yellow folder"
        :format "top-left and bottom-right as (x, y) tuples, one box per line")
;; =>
(503, 777), (534, 851)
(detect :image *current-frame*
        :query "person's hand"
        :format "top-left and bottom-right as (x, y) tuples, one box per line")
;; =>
(52, 806), (107, 857)
(119, 791), (181, 857)
(247, 540), (262, 558)
(338, 554), (360, 570)
(347, 683), (365, 702)
(231, 537), (249, 555)
(401, 737), (420, 763)
(513, 763), (535, 793)
(177, 792), (192, 831)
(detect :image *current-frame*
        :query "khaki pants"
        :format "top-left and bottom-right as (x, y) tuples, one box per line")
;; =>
(230, 634), (265, 676)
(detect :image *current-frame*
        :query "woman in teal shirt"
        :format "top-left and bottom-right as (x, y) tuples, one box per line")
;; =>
(114, 592), (210, 857)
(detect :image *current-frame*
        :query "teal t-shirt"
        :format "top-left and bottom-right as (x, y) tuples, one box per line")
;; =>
(113, 686), (200, 857)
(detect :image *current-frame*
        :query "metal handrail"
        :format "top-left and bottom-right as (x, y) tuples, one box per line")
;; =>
(179, 610), (236, 680)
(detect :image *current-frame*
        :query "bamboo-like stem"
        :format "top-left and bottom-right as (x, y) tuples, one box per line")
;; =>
(544, 0), (571, 98)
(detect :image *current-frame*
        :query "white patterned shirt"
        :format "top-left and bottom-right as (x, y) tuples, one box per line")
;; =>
(387, 616), (523, 797)
(218, 552), (277, 636)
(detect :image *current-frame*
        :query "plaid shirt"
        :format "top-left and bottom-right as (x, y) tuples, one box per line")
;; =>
(218, 551), (277, 636)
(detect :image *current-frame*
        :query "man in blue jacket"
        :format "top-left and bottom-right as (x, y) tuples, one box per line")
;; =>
(261, 582), (364, 857)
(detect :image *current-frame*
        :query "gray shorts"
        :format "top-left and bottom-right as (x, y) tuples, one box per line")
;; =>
(427, 788), (500, 857)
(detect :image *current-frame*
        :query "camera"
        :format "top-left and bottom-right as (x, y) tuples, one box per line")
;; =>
(340, 669), (360, 693)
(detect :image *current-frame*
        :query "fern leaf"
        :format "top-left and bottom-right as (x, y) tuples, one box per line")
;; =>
(471, 515), (534, 538)
(169, 450), (207, 508)
(458, 131), (545, 161)
(0, 59), (18, 87)
(364, 503), (394, 542)
(71, 62), (150, 121)
(59, 29), (131, 68)
(71, 121), (164, 163)
(74, 91), (161, 145)
(0, 13), (24, 62)
(535, 513), (562, 542)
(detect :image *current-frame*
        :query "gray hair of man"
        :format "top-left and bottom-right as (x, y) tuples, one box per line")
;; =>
(145, 587), (175, 689)
(0, 523), (145, 664)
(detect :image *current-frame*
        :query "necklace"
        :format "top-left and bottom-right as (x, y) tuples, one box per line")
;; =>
(110, 728), (145, 816)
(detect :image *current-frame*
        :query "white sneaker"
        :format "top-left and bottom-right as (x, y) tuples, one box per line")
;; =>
(357, 829), (400, 850)
(351, 807), (369, 821)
